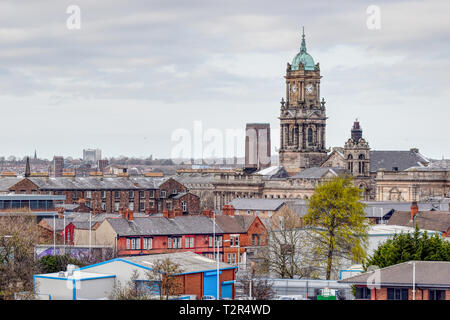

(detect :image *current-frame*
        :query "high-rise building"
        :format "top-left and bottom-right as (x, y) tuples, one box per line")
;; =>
(245, 123), (271, 170)
(53, 156), (64, 177)
(83, 148), (102, 163)
(279, 28), (328, 175)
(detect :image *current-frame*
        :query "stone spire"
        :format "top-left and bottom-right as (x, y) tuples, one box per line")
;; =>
(25, 156), (31, 178)
(300, 26), (307, 54)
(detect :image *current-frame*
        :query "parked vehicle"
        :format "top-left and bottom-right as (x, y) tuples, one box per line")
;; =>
(201, 295), (216, 300)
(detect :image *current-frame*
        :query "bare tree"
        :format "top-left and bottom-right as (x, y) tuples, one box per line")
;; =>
(109, 270), (148, 300)
(0, 214), (42, 299)
(146, 258), (184, 300)
(262, 206), (319, 279)
(237, 268), (275, 300)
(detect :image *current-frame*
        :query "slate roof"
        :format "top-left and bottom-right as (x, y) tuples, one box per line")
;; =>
(290, 167), (347, 179)
(255, 166), (289, 179)
(387, 210), (450, 233)
(227, 198), (286, 211)
(0, 176), (171, 191)
(339, 261), (450, 288)
(370, 150), (429, 172)
(106, 215), (224, 236)
(122, 251), (236, 274)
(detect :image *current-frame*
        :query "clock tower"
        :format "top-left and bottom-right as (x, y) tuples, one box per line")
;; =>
(279, 29), (328, 175)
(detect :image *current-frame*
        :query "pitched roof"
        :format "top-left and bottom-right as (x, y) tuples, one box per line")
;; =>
(23, 176), (170, 190)
(339, 261), (450, 288)
(370, 150), (429, 172)
(387, 210), (450, 232)
(255, 166), (289, 179)
(106, 215), (224, 236)
(227, 198), (286, 211)
(120, 251), (236, 274)
(290, 167), (346, 179)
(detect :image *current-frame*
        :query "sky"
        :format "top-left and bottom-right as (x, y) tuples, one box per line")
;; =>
(0, 0), (449, 160)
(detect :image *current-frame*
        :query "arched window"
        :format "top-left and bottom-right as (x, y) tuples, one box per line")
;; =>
(347, 154), (353, 172)
(307, 128), (313, 143)
(358, 154), (365, 174)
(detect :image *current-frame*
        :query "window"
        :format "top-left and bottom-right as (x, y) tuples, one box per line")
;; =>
(182, 201), (187, 212)
(172, 189), (178, 195)
(139, 202), (145, 212)
(230, 235), (239, 247)
(252, 234), (261, 246)
(160, 191), (166, 198)
(126, 238), (140, 250)
(129, 202), (134, 210)
(428, 290), (445, 300)
(168, 236), (181, 249)
(215, 235), (223, 247)
(355, 287), (371, 300)
(149, 200), (154, 207)
(140, 191), (145, 199)
(208, 236), (214, 247)
(73, 191), (77, 199)
(227, 253), (236, 264)
(129, 191), (134, 199)
(101, 191), (106, 199)
(114, 202), (120, 212)
(387, 288), (409, 300)
(86, 191), (92, 199)
(101, 203), (106, 211)
(150, 190), (155, 198)
(185, 236), (195, 248)
(307, 127), (313, 143)
(114, 191), (120, 198)
(143, 238), (153, 250)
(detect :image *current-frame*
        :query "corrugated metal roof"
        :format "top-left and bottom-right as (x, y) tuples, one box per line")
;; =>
(122, 251), (236, 274)
(339, 261), (450, 287)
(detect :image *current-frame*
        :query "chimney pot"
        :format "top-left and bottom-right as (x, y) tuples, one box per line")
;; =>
(410, 201), (418, 221)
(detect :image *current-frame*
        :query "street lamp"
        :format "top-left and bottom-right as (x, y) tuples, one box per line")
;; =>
(408, 261), (416, 300)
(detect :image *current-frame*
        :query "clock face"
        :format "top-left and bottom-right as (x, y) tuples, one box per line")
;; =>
(291, 84), (297, 93)
(306, 84), (314, 94)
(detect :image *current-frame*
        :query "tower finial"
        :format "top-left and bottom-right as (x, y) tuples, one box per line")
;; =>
(300, 26), (307, 54)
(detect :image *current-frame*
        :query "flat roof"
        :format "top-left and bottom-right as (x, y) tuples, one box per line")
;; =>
(0, 194), (66, 201)
(34, 271), (115, 281)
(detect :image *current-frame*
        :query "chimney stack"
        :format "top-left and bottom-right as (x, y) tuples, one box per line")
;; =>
(202, 209), (214, 219)
(57, 207), (64, 219)
(174, 208), (182, 217)
(410, 201), (418, 221)
(222, 204), (235, 216)
(127, 209), (133, 221)
(163, 209), (175, 219)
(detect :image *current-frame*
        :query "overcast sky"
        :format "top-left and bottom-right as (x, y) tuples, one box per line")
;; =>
(0, 0), (449, 160)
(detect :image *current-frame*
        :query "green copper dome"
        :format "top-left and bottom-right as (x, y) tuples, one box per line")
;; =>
(291, 29), (315, 71)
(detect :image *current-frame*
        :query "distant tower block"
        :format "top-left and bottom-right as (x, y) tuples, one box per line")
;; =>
(245, 123), (271, 170)
(53, 156), (64, 177)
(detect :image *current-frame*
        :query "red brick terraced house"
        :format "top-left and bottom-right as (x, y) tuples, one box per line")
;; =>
(94, 209), (226, 257)
(213, 205), (268, 268)
(2, 176), (199, 215)
(339, 261), (450, 300)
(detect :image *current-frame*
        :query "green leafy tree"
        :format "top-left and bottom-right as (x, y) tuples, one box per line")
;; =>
(303, 176), (369, 280)
(365, 225), (450, 269)
(38, 254), (86, 273)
